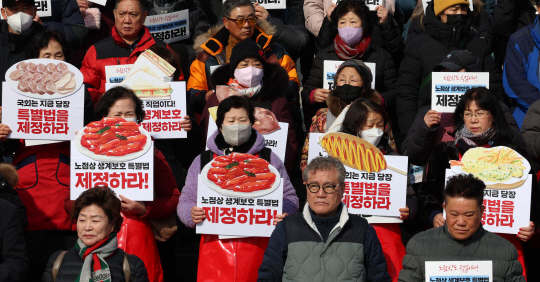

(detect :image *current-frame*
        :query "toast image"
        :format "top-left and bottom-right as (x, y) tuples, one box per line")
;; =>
(119, 69), (172, 99)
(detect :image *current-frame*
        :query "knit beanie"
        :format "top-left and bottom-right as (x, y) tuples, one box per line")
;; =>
(334, 59), (373, 88)
(433, 0), (469, 16)
(229, 38), (266, 77)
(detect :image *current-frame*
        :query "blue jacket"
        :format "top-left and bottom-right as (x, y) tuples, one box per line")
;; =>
(41, 0), (87, 50)
(503, 17), (540, 115)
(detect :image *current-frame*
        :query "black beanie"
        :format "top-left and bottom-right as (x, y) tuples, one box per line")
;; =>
(229, 38), (266, 77)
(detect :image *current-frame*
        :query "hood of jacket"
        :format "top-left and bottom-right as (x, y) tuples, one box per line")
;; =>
(207, 127), (266, 156)
(327, 88), (381, 117)
(193, 20), (276, 56)
(423, 1), (473, 48)
(209, 62), (289, 101)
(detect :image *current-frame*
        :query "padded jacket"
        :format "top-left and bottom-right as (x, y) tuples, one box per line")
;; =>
(258, 203), (391, 282)
(398, 224), (525, 282)
(43, 248), (149, 282)
(521, 99), (540, 160)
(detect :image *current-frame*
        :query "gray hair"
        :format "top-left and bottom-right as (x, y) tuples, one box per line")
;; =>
(115, 0), (148, 13)
(222, 0), (254, 18)
(303, 156), (346, 184)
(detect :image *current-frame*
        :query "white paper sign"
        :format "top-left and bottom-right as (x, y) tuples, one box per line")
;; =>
(444, 169), (531, 234)
(0, 0), (51, 18)
(365, 0), (385, 10)
(222, 0), (285, 9)
(425, 261), (492, 282)
(409, 164), (423, 184)
(2, 82), (84, 140)
(105, 82), (188, 139)
(432, 72), (489, 113)
(105, 64), (133, 84)
(70, 140), (155, 201)
(323, 60), (376, 90)
(196, 175), (283, 236)
(144, 9), (190, 43)
(206, 117), (288, 163)
(308, 133), (406, 222)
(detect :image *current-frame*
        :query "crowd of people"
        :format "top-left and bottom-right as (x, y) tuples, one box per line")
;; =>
(0, 0), (539, 280)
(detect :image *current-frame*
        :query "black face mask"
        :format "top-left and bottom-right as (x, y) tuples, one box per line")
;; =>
(334, 84), (363, 104)
(445, 14), (468, 27)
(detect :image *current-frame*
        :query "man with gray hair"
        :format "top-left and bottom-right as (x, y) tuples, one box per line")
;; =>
(258, 156), (391, 281)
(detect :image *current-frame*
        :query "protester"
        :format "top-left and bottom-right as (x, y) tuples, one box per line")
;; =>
(301, 0), (397, 130)
(187, 0), (300, 112)
(396, 0), (503, 135)
(40, 0), (88, 52)
(0, 198), (27, 282)
(178, 96), (299, 281)
(521, 99), (540, 161)
(300, 59), (395, 171)
(43, 187), (149, 282)
(258, 155), (391, 281)
(398, 174), (525, 282)
(201, 38), (298, 172)
(80, 0), (177, 103)
(502, 0), (540, 127)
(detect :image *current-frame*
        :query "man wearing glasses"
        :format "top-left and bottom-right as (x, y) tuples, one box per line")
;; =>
(187, 0), (300, 114)
(258, 156), (391, 282)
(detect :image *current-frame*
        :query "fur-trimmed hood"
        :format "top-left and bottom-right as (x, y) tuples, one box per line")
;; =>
(193, 20), (276, 55)
(327, 89), (382, 117)
(210, 62), (289, 102)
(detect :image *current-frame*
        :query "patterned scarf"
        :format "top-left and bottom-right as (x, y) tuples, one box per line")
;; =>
(75, 233), (118, 282)
(334, 33), (372, 60)
(227, 78), (262, 98)
(454, 126), (497, 147)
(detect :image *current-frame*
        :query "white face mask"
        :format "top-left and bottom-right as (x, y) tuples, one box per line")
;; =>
(123, 117), (137, 122)
(359, 128), (384, 146)
(6, 11), (33, 34)
(221, 124), (252, 146)
(234, 67), (264, 88)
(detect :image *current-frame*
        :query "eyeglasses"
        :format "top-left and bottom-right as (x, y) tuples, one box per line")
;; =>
(225, 16), (258, 28)
(461, 110), (490, 120)
(306, 183), (342, 194)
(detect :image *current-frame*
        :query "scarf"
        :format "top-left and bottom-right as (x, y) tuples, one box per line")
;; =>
(334, 33), (372, 60)
(454, 126), (497, 147)
(75, 233), (118, 282)
(227, 78), (262, 98)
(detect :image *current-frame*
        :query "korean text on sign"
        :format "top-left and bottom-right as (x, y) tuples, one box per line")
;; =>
(425, 261), (492, 282)
(431, 72), (489, 113)
(144, 9), (190, 44)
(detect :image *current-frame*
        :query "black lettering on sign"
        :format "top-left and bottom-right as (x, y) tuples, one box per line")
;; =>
(35, 0), (48, 12)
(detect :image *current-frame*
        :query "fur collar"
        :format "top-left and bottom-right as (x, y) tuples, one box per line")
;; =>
(210, 63), (289, 102)
(193, 20), (276, 55)
(326, 89), (382, 117)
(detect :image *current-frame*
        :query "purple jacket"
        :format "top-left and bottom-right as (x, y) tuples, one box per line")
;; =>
(177, 129), (299, 228)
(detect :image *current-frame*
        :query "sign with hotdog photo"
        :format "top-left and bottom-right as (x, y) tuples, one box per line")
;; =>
(2, 59), (85, 140)
(308, 132), (407, 222)
(70, 117), (154, 201)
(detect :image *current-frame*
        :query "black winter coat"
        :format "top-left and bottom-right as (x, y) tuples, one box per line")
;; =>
(396, 2), (503, 134)
(267, 0), (310, 61)
(43, 248), (149, 282)
(0, 199), (27, 282)
(42, 0), (87, 50)
(301, 44), (397, 129)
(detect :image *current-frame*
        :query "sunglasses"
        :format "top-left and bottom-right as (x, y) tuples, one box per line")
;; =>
(225, 16), (258, 28)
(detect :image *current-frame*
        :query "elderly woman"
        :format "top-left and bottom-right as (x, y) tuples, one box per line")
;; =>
(417, 88), (536, 277)
(43, 187), (149, 281)
(301, 0), (398, 130)
(178, 95), (299, 281)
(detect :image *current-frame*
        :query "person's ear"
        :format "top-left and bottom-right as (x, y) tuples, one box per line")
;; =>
(480, 203), (485, 214)
(1, 8), (7, 19)
(223, 17), (230, 30)
(442, 203), (446, 210)
(113, 9), (116, 21)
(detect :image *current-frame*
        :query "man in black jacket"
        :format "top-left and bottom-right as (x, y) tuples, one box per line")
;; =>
(0, 198), (28, 282)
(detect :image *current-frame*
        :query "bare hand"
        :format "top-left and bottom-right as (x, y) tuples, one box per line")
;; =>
(399, 206), (409, 220)
(375, 5), (389, 24)
(433, 213), (445, 228)
(77, 0), (89, 17)
(273, 213), (288, 225)
(119, 195), (147, 216)
(180, 116), (192, 131)
(424, 110), (441, 129)
(205, 90), (214, 101)
(191, 206), (206, 224)
(327, 4), (337, 20)
(314, 88), (330, 103)
(33, 14), (43, 25)
(517, 221), (535, 242)
(253, 2), (269, 21)
(0, 124), (12, 141)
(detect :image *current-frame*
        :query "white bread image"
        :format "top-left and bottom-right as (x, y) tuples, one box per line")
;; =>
(55, 73), (71, 89)
(58, 78), (76, 94)
(119, 69), (172, 99)
(124, 50), (175, 81)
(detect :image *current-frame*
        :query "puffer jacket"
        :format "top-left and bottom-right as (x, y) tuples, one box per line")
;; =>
(396, 1), (502, 134)
(257, 203), (391, 282)
(521, 99), (540, 160)
(42, 248), (149, 282)
(177, 129), (299, 228)
(187, 21), (300, 112)
(41, 0), (88, 51)
(266, 0), (310, 61)
(398, 224), (525, 282)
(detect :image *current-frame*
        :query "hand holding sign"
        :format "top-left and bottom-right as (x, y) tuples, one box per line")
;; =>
(0, 124), (11, 141)
(191, 206), (206, 224)
(253, 2), (269, 20)
(216, 85), (242, 102)
(424, 110), (441, 129)
(119, 194), (147, 215)
(375, 5), (388, 24)
(313, 88), (330, 103)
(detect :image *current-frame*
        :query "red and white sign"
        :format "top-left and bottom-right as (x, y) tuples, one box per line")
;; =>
(105, 64), (133, 84)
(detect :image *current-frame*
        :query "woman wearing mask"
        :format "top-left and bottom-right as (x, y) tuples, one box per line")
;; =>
(396, 0), (503, 136)
(300, 59), (396, 171)
(301, 0), (398, 133)
(200, 38), (298, 172)
(339, 98), (416, 282)
(178, 96), (299, 281)
(418, 88), (537, 278)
